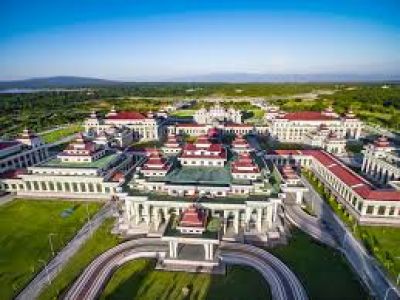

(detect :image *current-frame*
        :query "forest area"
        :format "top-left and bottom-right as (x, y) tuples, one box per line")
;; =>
(0, 83), (399, 137)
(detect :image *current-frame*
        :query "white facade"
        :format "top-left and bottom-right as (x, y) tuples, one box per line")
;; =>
(0, 129), (49, 175)
(361, 137), (400, 185)
(267, 149), (400, 225)
(194, 103), (242, 125)
(0, 135), (137, 199)
(84, 108), (160, 141)
(269, 108), (363, 143)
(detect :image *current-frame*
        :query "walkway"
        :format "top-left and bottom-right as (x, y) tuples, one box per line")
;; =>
(16, 204), (113, 300)
(64, 238), (307, 300)
(283, 202), (338, 248)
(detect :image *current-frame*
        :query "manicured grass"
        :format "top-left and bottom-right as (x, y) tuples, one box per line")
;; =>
(269, 230), (369, 300)
(170, 109), (197, 117)
(354, 226), (400, 283)
(38, 218), (120, 300)
(130, 140), (162, 150)
(0, 199), (101, 300)
(101, 259), (270, 300)
(40, 124), (83, 143)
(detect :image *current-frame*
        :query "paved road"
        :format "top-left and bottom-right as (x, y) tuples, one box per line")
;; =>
(64, 238), (307, 300)
(16, 204), (113, 300)
(65, 238), (168, 300)
(283, 200), (337, 248)
(301, 176), (400, 300)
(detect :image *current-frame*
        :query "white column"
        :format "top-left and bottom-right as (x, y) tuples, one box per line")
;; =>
(209, 244), (214, 260)
(234, 210), (239, 234)
(135, 204), (140, 225)
(204, 243), (209, 260)
(173, 241), (178, 258)
(169, 241), (174, 258)
(144, 205), (150, 225)
(266, 206), (273, 228)
(256, 208), (262, 232)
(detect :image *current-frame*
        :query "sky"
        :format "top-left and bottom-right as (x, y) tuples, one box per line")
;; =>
(0, 0), (400, 81)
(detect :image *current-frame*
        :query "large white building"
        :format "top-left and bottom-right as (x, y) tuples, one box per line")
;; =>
(84, 107), (161, 141)
(267, 149), (400, 225)
(269, 107), (363, 143)
(194, 103), (242, 124)
(0, 134), (136, 199)
(362, 136), (400, 185)
(116, 132), (313, 244)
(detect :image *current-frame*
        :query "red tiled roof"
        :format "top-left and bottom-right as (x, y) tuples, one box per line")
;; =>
(180, 206), (206, 227)
(353, 186), (400, 202)
(278, 111), (337, 121)
(270, 149), (400, 202)
(110, 171), (125, 182)
(268, 149), (304, 156)
(106, 111), (146, 120)
(232, 167), (259, 173)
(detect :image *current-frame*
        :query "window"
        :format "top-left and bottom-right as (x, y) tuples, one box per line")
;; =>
(389, 207), (395, 216)
(366, 205), (374, 214)
(378, 206), (386, 215)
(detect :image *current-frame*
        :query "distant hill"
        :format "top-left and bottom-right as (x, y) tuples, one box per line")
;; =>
(0, 76), (119, 89)
(1, 74), (399, 89)
(168, 73), (400, 83)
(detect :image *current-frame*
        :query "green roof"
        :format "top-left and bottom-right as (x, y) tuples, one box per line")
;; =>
(165, 166), (232, 185)
(40, 153), (120, 169)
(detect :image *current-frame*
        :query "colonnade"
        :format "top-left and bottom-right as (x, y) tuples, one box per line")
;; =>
(362, 154), (399, 185)
(167, 240), (215, 260)
(124, 199), (278, 235)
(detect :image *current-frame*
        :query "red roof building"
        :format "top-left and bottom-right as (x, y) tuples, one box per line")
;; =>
(231, 134), (252, 154)
(231, 153), (260, 179)
(141, 150), (171, 176)
(179, 206), (206, 227)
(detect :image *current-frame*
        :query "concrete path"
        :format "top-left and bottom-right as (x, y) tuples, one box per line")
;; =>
(16, 204), (112, 300)
(64, 238), (307, 300)
(283, 201), (337, 248)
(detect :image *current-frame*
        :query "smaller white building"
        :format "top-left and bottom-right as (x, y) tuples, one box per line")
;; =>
(362, 136), (400, 185)
(194, 103), (242, 125)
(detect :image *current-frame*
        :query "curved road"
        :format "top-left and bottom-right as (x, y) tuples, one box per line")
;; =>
(284, 203), (338, 248)
(65, 239), (308, 300)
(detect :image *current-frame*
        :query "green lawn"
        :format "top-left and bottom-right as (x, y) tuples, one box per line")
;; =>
(170, 109), (197, 117)
(101, 259), (270, 300)
(40, 124), (83, 143)
(354, 226), (400, 282)
(0, 199), (101, 300)
(269, 230), (369, 300)
(38, 218), (120, 300)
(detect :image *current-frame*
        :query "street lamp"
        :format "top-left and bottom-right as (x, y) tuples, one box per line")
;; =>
(86, 203), (93, 235)
(38, 259), (51, 285)
(48, 233), (56, 257)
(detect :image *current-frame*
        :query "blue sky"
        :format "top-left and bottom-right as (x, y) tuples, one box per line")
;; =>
(0, 0), (399, 80)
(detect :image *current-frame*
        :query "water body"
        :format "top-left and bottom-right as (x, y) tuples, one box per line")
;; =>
(0, 88), (90, 94)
